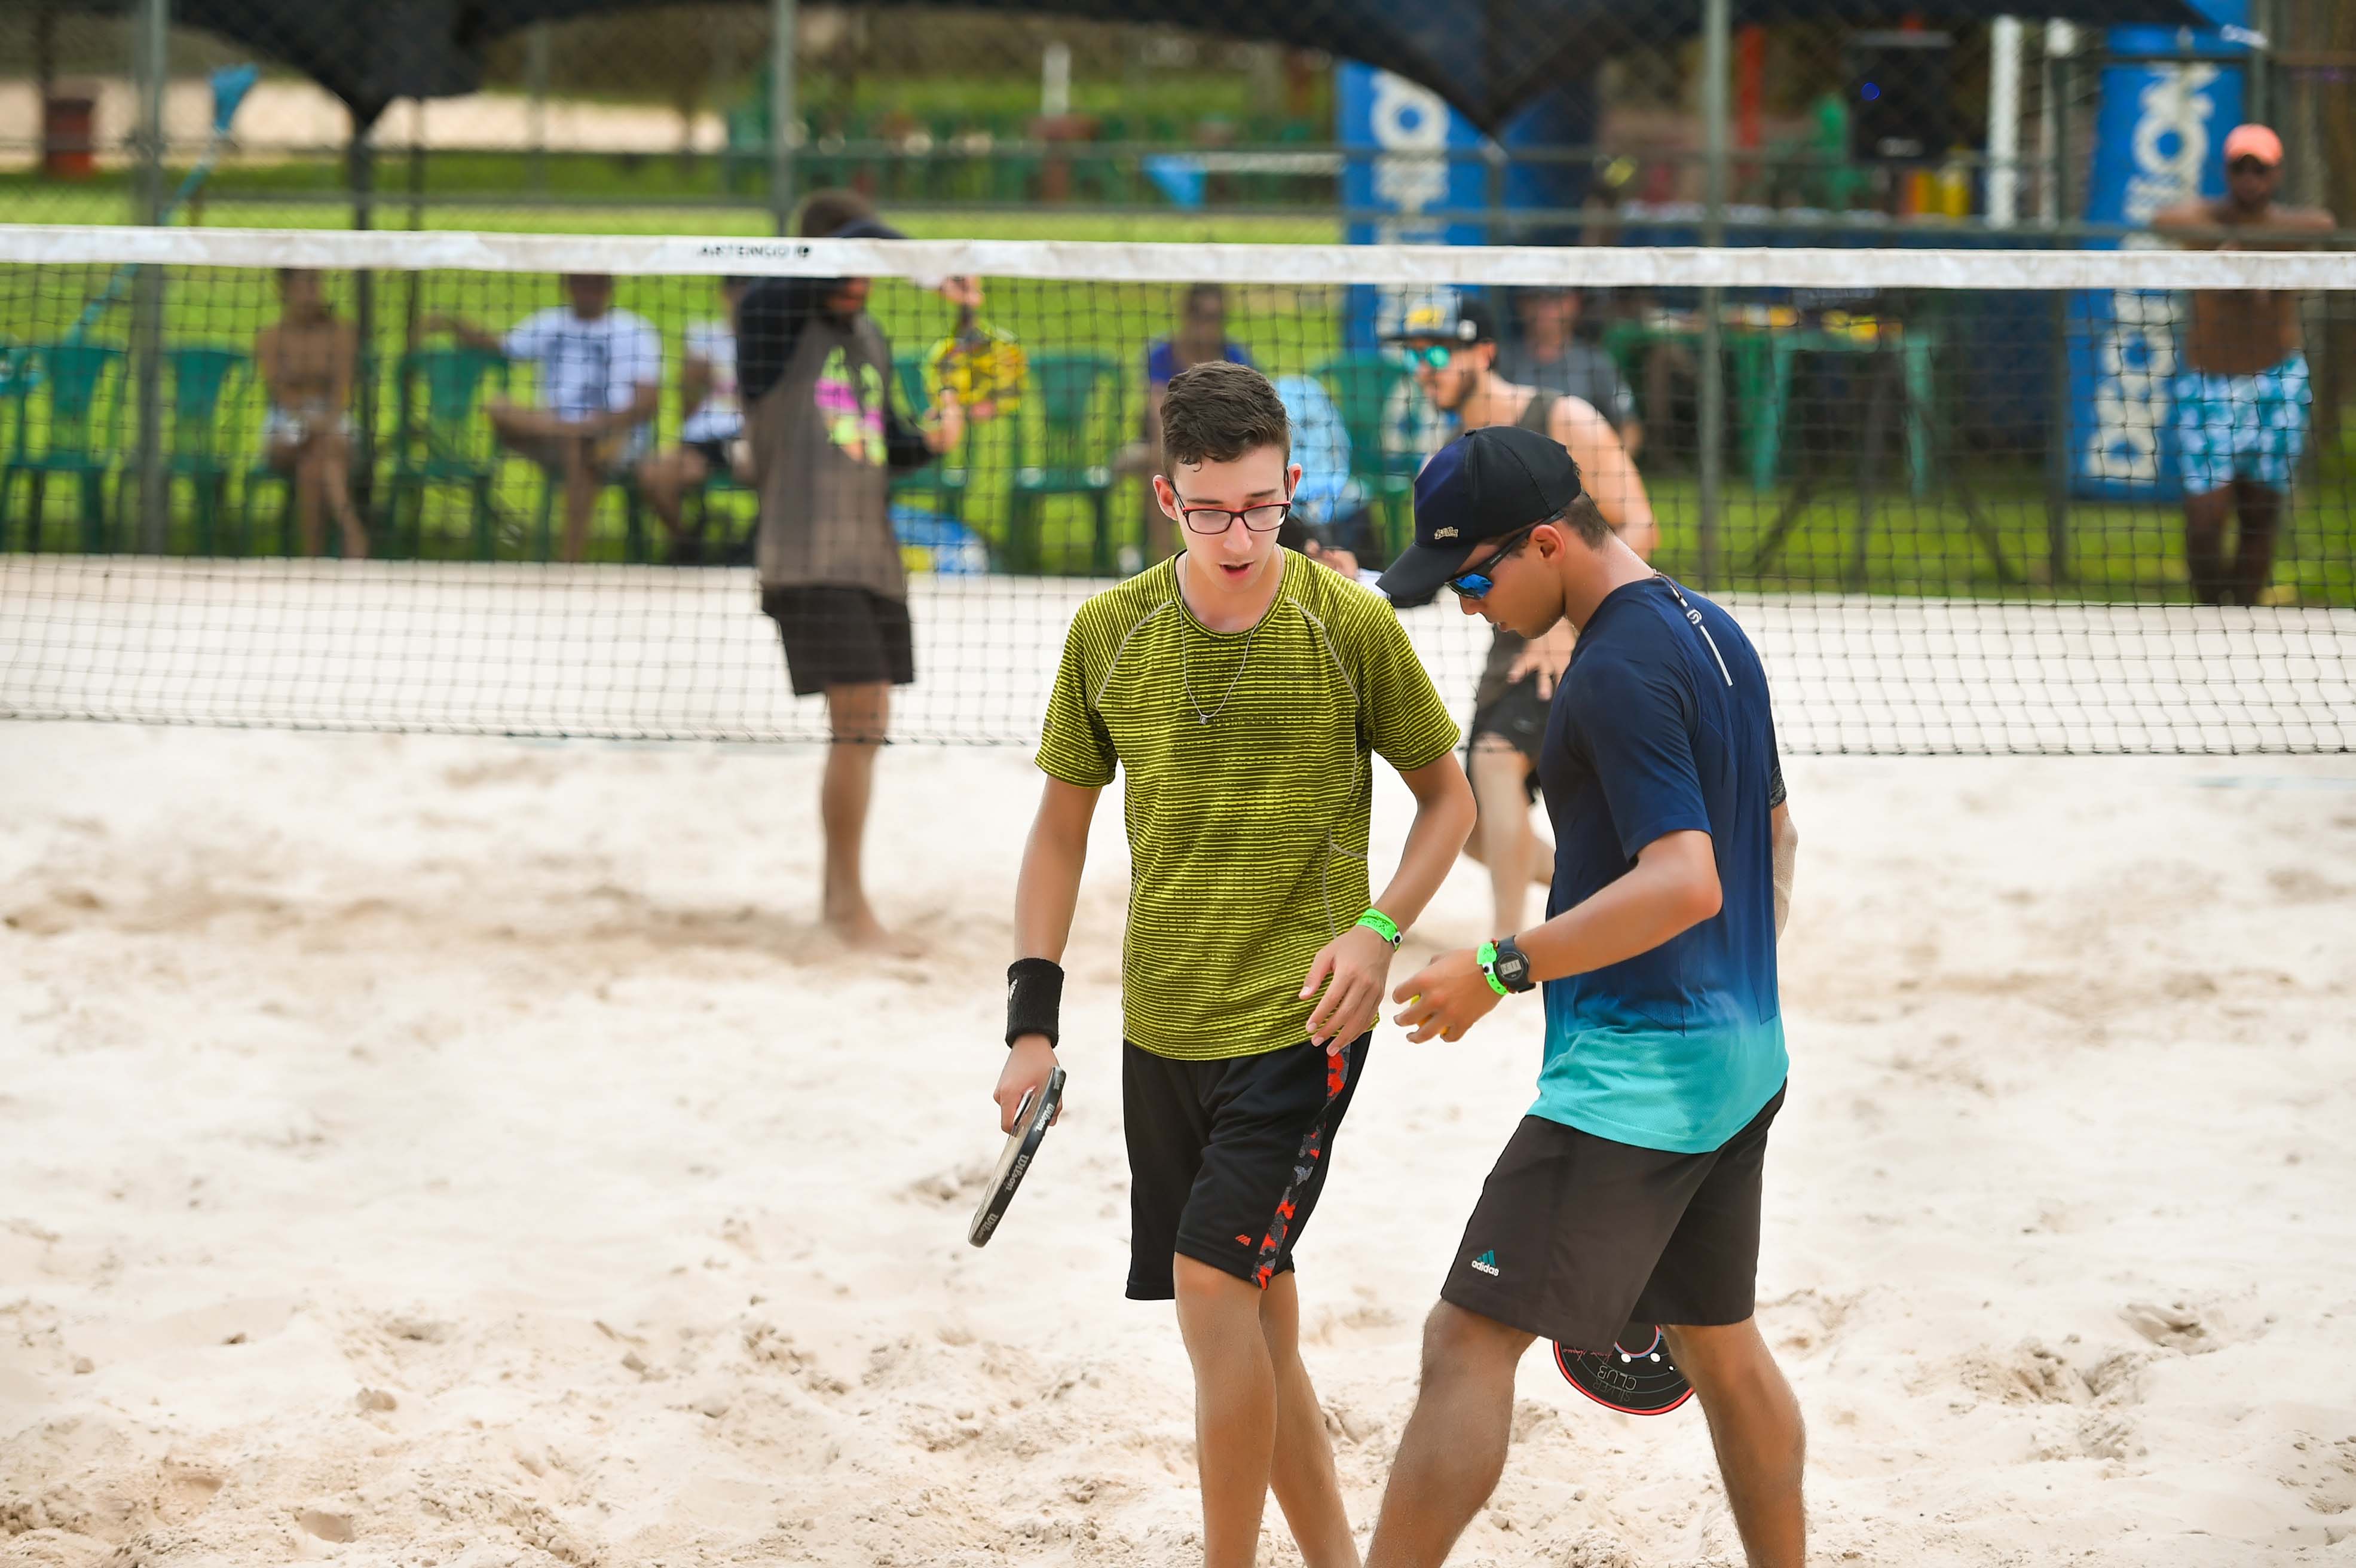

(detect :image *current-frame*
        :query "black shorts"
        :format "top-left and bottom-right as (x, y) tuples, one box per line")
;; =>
(1467, 675), (1547, 800)
(1441, 1083), (1786, 1350)
(1122, 1035), (1372, 1300)
(760, 585), (915, 697)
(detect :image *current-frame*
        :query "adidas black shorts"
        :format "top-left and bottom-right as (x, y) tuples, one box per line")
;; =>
(1121, 1035), (1371, 1300)
(1440, 1083), (1786, 1351)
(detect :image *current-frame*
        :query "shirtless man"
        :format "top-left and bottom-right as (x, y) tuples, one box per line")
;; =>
(1394, 296), (1657, 938)
(2152, 124), (2334, 606)
(255, 269), (368, 559)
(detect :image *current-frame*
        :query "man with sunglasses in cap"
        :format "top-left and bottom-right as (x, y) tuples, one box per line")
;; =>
(996, 359), (1473, 1568)
(2153, 125), (2334, 607)
(1363, 424), (1806, 1568)
(1393, 295), (1658, 950)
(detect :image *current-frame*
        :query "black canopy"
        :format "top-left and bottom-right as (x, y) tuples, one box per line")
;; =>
(55, 0), (2211, 132)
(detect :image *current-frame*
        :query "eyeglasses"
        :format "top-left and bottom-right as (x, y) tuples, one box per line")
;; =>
(1406, 343), (1457, 370)
(1180, 500), (1292, 535)
(1444, 524), (1538, 599)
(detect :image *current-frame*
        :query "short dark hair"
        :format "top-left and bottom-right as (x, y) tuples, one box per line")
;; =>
(1161, 360), (1289, 467)
(1182, 281), (1225, 314)
(1556, 492), (1613, 549)
(795, 188), (874, 238)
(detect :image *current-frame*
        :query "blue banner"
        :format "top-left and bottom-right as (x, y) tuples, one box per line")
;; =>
(2068, 1), (2248, 500)
(1338, 63), (1489, 349)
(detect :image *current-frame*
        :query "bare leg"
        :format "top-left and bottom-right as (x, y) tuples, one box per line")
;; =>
(487, 401), (573, 442)
(2229, 477), (2284, 605)
(1468, 738), (1537, 936)
(289, 439), (325, 557)
(1662, 1319), (1807, 1568)
(561, 439), (598, 564)
(2181, 486), (2234, 605)
(1174, 1256), (1280, 1568)
(1258, 1273), (1360, 1568)
(314, 427), (367, 559)
(637, 446), (708, 539)
(1455, 826), (1553, 887)
(819, 681), (902, 950)
(1364, 1302), (1532, 1568)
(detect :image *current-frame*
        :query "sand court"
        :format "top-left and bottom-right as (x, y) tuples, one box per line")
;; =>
(2, 722), (2353, 1566)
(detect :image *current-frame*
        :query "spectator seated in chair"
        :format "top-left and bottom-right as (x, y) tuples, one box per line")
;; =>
(255, 268), (368, 559)
(424, 272), (661, 564)
(637, 275), (752, 564)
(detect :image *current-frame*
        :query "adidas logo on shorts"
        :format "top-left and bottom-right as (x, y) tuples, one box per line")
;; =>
(1470, 1250), (1500, 1277)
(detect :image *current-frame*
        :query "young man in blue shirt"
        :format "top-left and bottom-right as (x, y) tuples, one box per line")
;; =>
(1367, 425), (1806, 1568)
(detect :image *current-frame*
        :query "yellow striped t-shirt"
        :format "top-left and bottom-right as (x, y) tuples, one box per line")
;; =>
(1035, 550), (1460, 1060)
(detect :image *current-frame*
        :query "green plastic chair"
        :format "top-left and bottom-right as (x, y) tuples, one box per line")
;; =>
(1006, 352), (1117, 575)
(1314, 351), (1422, 559)
(889, 351), (969, 524)
(0, 344), (32, 462)
(112, 346), (247, 554)
(2, 342), (123, 553)
(387, 346), (506, 559)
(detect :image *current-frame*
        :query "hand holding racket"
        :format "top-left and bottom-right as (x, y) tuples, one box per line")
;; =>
(993, 1036), (1061, 1134)
(972, 1051), (1064, 1248)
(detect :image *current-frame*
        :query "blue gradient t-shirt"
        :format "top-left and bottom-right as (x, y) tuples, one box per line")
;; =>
(1534, 575), (1788, 1154)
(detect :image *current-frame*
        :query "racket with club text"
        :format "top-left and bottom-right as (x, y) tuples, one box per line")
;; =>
(1554, 1321), (1694, 1415)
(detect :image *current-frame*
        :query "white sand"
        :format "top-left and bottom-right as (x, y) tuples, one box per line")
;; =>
(3, 723), (2353, 1566)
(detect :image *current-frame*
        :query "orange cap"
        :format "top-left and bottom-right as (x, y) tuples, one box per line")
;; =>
(2223, 124), (2282, 167)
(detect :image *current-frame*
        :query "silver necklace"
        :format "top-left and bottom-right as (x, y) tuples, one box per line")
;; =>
(1180, 614), (1261, 725)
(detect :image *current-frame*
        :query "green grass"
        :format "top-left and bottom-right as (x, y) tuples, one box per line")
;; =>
(798, 71), (1311, 127)
(7, 177), (1340, 243)
(3, 188), (2351, 601)
(3, 146), (1341, 231)
(1638, 469), (2356, 605)
(0, 255), (1352, 567)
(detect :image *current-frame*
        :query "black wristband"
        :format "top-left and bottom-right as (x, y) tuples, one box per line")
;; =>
(1006, 957), (1064, 1048)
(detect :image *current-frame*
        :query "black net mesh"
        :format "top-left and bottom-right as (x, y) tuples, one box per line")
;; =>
(1, 228), (2349, 751)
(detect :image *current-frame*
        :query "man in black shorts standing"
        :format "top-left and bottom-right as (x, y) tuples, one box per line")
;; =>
(1369, 425), (1806, 1568)
(737, 190), (965, 948)
(996, 362), (1471, 1567)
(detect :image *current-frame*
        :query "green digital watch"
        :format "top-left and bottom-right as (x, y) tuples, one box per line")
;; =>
(1477, 936), (1535, 996)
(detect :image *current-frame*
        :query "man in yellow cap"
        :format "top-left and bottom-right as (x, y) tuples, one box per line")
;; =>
(2153, 124), (2334, 605)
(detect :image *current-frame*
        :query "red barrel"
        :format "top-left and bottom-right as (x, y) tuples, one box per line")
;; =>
(44, 96), (97, 179)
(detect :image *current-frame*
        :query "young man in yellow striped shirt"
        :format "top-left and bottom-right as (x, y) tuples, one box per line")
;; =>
(993, 361), (1475, 1567)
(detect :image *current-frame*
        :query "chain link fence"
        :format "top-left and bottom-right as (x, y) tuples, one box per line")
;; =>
(5, 1), (2346, 240)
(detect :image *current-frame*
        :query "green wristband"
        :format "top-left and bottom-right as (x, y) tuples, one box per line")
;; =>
(1476, 941), (1510, 996)
(1356, 908), (1400, 946)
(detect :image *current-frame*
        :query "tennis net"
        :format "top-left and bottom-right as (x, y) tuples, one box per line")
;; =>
(1, 224), (2351, 752)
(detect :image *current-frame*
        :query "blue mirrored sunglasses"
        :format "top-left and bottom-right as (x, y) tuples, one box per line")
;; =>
(1443, 524), (1539, 600)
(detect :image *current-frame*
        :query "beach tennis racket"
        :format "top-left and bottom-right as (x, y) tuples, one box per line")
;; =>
(929, 320), (1027, 421)
(968, 1067), (1064, 1248)
(1553, 1322), (1694, 1415)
